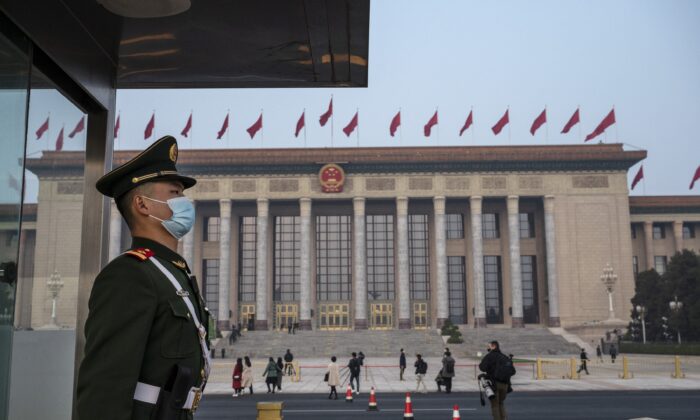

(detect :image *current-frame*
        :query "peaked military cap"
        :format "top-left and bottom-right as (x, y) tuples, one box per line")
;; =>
(96, 135), (196, 198)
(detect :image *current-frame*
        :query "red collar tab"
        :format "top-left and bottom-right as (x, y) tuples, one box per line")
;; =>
(124, 247), (155, 261)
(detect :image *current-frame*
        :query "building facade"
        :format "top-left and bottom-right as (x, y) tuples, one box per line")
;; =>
(17, 144), (700, 333)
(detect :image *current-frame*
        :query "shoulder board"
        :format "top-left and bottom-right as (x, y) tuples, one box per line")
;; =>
(123, 248), (155, 261)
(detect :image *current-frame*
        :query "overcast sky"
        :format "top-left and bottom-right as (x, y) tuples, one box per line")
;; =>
(26, 0), (700, 197)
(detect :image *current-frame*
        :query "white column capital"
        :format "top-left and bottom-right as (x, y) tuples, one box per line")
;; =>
(544, 195), (555, 213)
(507, 195), (519, 214)
(433, 196), (446, 214)
(396, 196), (409, 215)
(470, 196), (483, 213)
(299, 197), (312, 216)
(353, 197), (366, 216)
(257, 198), (269, 216)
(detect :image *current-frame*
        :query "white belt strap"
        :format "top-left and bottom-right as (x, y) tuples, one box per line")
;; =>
(148, 257), (212, 381)
(134, 382), (202, 410)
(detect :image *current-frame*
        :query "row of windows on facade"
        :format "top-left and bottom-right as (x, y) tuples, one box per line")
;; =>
(203, 212), (537, 243)
(201, 215), (540, 324)
(632, 255), (669, 276)
(630, 223), (696, 240)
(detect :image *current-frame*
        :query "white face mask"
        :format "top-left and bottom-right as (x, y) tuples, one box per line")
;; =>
(141, 196), (195, 240)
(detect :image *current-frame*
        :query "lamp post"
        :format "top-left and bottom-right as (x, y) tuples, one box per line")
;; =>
(669, 296), (683, 345)
(635, 305), (647, 344)
(600, 263), (618, 320)
(47, 270), (64, 327)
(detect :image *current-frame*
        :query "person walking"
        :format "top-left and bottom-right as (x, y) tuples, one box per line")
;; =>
(577, 348), (590, 375)
(479, 341), (514, 420)
(284, 349), (295, 375)
(414, 354), (428, 393)
(347, 352), (361, 395)
(276, 357), (285, 391)
(609, 344), (618, 363)
(232, 358), (243, 397)
(242, 356), (254, 395)
(327, 356), (340, 399)
(596, 344), (604, 363)
(358, 351), (365, 366)
(399, 349), (407, 381)
(441, 351), (456, 394)
(262, 357), (281, 393)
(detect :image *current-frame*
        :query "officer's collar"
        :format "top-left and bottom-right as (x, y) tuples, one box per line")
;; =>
(131, 236), (190, 273)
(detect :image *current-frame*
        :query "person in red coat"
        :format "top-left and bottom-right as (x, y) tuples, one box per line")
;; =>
(232, 358), (243, 397)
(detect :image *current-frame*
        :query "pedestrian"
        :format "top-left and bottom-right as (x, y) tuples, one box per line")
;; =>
(414, 354), (428, 393)
(232, 358), (243, 397)
(242, 356), (254, 395)
(292, 322), (298, 334)
(479, 341), (515, 420)
(609, 344), (617, 363)
(596, 344), (604, 363)
(347, 352), (361, 395)
(327, 356), (340, 399)
(76, 136), (208, 418)
(262, 357), (281, 393)
(441, 351), (455, 394)
(399, 348), (407, 380)
(276, 357), (285, 390)
(577, 348), (590, 375)
(284, 349), (295, 375)
(287, 323), (292, 334)
(435, 368), (445, 392)
(358, 351), (365, 366)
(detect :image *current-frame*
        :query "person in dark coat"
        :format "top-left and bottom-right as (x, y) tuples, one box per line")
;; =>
(399, 349), (407, 380)
(347, 352), (361, 395)
(284, 349), (295, 375)
(479, 341), (510, 420)
(596, 344), (603, 363)
(441, 351), (455, 393)
(577, 348), (590, 375)
(232, 358), (243, 397)
(276, 357), (285, 390)
(609, 344), (618, 363)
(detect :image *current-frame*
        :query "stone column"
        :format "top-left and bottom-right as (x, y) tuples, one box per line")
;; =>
(543, 195), (560, 327)
(299, 198), (313, 330)
(433, 196), (449, 327)
(643, 221), (654, 270)
(182, 221), (195, 269)
(353, 197), (368, 329)
(470, 196), (486, 327)
(255, 198), (269, 330)
(673, 221), (684, 254)
(396, 196), (411, 329)
(108, 200), (122, 261)
(217, 199), (232, 331)
(507, 196), (524, 328)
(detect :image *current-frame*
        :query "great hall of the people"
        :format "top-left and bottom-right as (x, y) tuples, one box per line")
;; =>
(10, 144), (700, 336)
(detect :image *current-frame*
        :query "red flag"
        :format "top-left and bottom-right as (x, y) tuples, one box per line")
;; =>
(247, 113), (263, 139)
(55, 127), (64, 151)
(690, 165), (700, 190)
(181, 112), (193, 137)
(144, 113), (155, 139)
(585, 109), (615, 142)
(459, 110), (473, 136)
(217, 113), (229, 139)
(68, 116), (85, 138)
(390, 111), (401, 137)
(114, 114), (120, 138)
(530, 109), (547, 136)
(36, 116), (49, 139)
(424, 111), (438, 137)
(492, 109), (509, 135)
(631, 165), (644, 190)
(295, 112), (305, 137)
(561, 108), (580, 134)
(319, 98), (333, 127)
(343, 112), (359, 137)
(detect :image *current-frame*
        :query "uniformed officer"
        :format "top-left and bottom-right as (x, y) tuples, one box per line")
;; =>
(77, 136), (210, 420)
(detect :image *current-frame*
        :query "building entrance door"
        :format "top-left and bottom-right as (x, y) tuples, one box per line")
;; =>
(413, 302), (428, 329)
(240, 304), (255, 331)
(318, 303), (351, 330)
(369, 303), (393, 330)
(275, 303), (298, 331)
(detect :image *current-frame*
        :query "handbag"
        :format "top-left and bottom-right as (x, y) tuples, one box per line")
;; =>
(324, 372), (329, 382)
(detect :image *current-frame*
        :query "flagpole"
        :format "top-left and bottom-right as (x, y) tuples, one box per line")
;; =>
(260, 109), (264, 148)
(436, 107), (440, 146)
(226, 108), (230, 149)
(356, 108), (360, 148)
(399, 107), (403, 147)
(545, 105), (549, 144)
(303, 108), (307, 148)
(471, 107), (475, 144)
(190, 109), (194, 149)
(613, 105), (619, 142)
(330, 94), (334, 148)
(507, 106), (511, 145)
(153, 109), (156, 141)
(46, 112), (51, 152)
(577, 105), (582, 143)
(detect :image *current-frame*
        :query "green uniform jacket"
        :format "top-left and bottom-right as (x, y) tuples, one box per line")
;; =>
(77, 237), (208, 420)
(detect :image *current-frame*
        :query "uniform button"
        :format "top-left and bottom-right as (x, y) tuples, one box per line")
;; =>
(187, 313), (191, 318)
(201, 369), (205, 378)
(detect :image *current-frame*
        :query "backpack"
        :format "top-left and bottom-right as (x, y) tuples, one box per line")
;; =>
(444, 359), (455, 375)
(493, 353), (516, 383)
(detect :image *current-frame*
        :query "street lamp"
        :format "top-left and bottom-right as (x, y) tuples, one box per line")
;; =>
(47, 270), (64, 327)
(635, 305), (647, 344)
(669, 296), (683, 345)
(600, 263), (618, 320)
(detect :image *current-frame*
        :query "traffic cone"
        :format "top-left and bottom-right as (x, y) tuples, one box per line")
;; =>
(345, 384), (354, 402)
(452, 405), (460, 420)
(367, 386), (378, 411)
(403, 392), (414, 419)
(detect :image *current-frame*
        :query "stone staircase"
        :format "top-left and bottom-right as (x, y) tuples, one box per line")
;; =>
(213, 326), (582, 359)
(449, 325), (581, 357)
